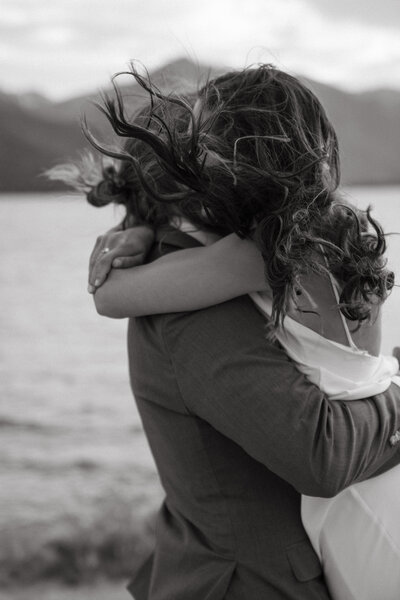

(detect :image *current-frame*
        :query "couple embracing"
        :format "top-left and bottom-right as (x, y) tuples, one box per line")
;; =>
(56, 64), (400, 599)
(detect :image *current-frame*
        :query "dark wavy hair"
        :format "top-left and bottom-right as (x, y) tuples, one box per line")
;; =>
(47, 99), (194, 229)
(52, 63), (394, 329)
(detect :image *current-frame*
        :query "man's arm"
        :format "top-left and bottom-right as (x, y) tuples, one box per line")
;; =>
(162, 296), (400, 498)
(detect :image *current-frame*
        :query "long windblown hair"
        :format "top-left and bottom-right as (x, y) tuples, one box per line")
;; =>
(46, 100), (192, 229)
(53, 62), (394, 329)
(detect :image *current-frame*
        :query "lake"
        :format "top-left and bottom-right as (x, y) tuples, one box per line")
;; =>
(1, 188), (399, 584)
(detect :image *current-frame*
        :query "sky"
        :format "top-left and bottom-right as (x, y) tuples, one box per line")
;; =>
(2, 0), (400, 100)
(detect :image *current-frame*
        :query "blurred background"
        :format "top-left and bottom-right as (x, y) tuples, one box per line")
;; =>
(1, 1), (399, 598)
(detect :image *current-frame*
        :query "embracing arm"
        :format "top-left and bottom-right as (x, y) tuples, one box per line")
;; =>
(94, 233), (267, 318)
(162, 299), (400, 497)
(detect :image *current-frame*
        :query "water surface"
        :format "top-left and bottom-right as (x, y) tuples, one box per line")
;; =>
(1, 188), (399, 581)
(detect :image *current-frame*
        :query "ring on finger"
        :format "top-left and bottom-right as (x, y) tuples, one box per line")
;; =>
(101, 247), (111, 255)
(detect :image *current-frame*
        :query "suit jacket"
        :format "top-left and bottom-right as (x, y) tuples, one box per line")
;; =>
(126, 228), (400, 600)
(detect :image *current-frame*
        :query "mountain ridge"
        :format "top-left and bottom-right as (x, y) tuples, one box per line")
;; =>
(2, 58), (400, 191)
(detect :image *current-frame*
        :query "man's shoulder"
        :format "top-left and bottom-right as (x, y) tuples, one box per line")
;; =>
(157, 295), (282, 367)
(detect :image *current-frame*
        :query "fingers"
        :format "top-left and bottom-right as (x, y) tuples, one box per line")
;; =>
(88, 225), (155, 293)
(88, 224), (124, 273)
(88, 249), (118, 292)
(112, 254), (145, 269)
(89, 252), (145, 293)
(88, 229), (122, 289)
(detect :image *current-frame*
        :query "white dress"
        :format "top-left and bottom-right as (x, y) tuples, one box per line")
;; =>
(250, 286), (400, 600)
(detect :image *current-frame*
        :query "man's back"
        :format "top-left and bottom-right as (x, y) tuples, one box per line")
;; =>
(123, 230), (400, 600)
(126, 295), (330, 599)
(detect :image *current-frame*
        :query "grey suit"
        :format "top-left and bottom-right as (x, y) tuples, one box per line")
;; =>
(127, 229), (400, 599)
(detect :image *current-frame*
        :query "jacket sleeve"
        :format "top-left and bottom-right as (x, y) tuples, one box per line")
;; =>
(162, 295), (400, 498)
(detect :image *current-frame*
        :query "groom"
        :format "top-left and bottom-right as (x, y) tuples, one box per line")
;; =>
(91, 226), (400, 600)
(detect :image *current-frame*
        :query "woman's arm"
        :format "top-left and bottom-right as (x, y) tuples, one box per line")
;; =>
(94, 233), (267, 318)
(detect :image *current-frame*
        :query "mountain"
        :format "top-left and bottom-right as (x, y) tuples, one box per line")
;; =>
(0, 91), (84, 192)
(1, 58), (400, 192)
(54, 58), (218, 120)
(303, 79), (400, 185)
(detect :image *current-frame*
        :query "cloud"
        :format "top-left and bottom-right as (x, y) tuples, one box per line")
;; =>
(306, 0), (400, 29)
(1, 0), (400, 98)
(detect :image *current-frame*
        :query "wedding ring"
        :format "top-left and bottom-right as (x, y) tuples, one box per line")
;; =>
(101, 247), (111, 255)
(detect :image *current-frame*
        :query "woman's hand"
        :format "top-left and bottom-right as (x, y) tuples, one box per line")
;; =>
(88, 224), (154, 293)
